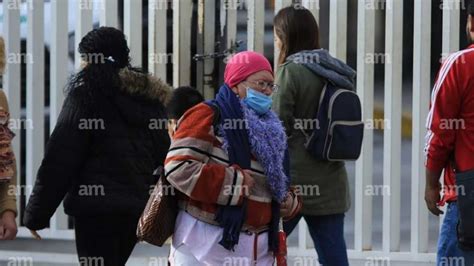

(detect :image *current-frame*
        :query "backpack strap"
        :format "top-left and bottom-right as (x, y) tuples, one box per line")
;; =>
(298, 81), (331, 142)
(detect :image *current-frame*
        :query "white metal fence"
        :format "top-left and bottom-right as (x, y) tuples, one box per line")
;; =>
(0, 0), (466, 264)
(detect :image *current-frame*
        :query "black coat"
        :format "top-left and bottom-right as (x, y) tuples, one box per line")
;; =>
(24, 69), (171, 230)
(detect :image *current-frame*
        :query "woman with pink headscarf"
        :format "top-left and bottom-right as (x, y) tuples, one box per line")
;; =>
(165, 51), (301, 265)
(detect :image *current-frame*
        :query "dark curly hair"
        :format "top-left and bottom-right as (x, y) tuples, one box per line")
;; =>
(167, 86), (204, 119)
(66, 27), (130, 103)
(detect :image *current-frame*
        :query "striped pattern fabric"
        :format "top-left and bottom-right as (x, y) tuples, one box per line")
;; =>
(165, 103), (273, 231)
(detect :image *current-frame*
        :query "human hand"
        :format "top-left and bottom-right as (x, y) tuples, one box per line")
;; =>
(0, 211), (17, 240)
(241, 170), (256, 197)
(425, 182), (443, 216)
(280, 192), (296, 218)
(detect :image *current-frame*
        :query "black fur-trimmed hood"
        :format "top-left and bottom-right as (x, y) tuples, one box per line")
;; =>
(119, 68), (172, 106)
(108, 69), (171, 126)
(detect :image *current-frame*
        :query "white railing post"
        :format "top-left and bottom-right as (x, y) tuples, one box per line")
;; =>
(50, 0), (69, 231)
(329, 0), (347, 61)
(355, 0), (375, 252)
(100, 0), (119, 28)
(247, 0), (265, 53)
(124, 0), (143, 67)
(50, 0), (68, 137)
(383, 0), (403, 253)
(196, 0), (216, 99)
(3, 0), (22, 223)
(75, 0), (93, 70)
(123, 0), (143, 67)
(148, 0), (168, 80)
(224, 0), (239, 53)
(411, 0), (431, 254)
(26, 0), (45, 203)
(442, 0), (460, 56)
(172, 0), (193, 87)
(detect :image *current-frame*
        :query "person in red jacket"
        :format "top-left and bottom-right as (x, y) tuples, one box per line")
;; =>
(425, 1), (474, 264)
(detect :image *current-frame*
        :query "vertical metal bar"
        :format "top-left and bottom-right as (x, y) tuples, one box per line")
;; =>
(411, 0), (431, 254)
(172, 0), (193, 87)
(148, 0), (168, 80)
(247, 0), (265, 53)
(442, 0), (460, 56)
(75, 0), (93, 70)
(354, 0), (375, 251)
(26, 0), (45, 202)
(196, 0), (216, 99)
(100, 0), (119, 28)
(50, 0), (68, 135)
(225, 0), (238, 51)
(383, 0), (403, 252)
(49, 0), (69, 231)
(202, 0), (216, 100)
(124, 0), (143, 67)
(3, 0), (22, 223)
(196, 0), (205, 94)
(329, 0), (347, 61)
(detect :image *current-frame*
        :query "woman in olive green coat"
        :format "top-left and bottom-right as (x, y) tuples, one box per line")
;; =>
(273, 6), (355, 266)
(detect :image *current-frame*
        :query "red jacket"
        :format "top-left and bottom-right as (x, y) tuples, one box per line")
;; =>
(425, 44), (474, 203)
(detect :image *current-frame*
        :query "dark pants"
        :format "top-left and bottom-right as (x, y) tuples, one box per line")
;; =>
(74, 215), (139, 266)
(284, 213), (349, 266)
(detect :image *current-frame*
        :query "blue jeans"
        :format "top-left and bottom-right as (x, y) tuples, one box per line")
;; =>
(437, 202), (474, 266)
(284, 213), (349, 266)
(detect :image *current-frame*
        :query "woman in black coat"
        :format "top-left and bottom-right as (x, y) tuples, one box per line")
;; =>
(23, 27), (171, 266)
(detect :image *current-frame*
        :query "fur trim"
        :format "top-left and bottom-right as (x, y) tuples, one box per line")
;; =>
(119, 68), (172, 105)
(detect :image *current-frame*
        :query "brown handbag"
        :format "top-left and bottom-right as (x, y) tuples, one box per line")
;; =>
(137, 175), (178, 246)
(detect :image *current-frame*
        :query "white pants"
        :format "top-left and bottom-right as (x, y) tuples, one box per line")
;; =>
(170, 243), (201, 265)
(169, 211), (275, 266)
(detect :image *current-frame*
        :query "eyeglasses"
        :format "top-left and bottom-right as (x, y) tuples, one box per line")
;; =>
(245, 80), (280, 94)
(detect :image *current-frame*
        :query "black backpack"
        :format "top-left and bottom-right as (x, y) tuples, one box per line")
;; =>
(301, 82), (364, 161)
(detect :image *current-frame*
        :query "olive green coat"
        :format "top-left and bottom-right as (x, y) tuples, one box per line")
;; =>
(273, 61), (350, 216)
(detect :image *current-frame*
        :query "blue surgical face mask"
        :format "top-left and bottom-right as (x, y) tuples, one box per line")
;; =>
(243, 87), (272, 115)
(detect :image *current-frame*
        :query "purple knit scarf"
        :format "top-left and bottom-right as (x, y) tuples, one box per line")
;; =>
(219, 102), (289, 203)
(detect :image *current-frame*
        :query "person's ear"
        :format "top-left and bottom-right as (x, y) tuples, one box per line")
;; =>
(167, 119), (177, 138)
(231, 86), (239, 95)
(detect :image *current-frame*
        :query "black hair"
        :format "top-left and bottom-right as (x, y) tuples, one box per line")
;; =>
(167, 86), (204, 119)
(469, 0), (474, 16)
(66, 27), (130, 104)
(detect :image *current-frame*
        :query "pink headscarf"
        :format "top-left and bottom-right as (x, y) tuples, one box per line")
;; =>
(224, 51), (273, 88)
